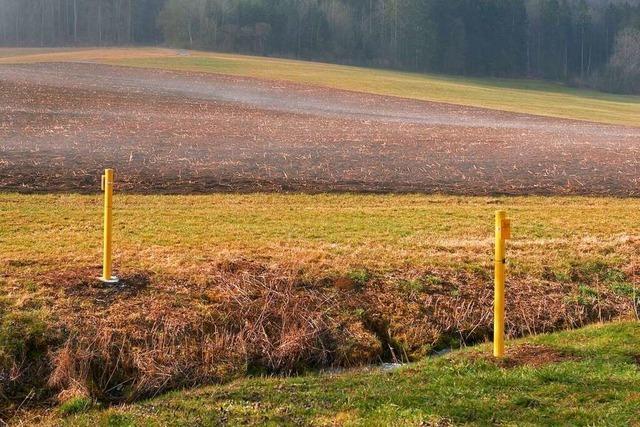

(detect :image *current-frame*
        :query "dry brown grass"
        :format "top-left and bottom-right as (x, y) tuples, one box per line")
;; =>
(3, 261), (636, 409)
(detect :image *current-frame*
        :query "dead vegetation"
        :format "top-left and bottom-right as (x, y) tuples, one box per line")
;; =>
(1, 262), (636, 415)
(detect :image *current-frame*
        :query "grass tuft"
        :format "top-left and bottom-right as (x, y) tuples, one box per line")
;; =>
(59, 397), (94, 416)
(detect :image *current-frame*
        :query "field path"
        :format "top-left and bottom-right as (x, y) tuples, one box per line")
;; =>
(1, 62), (639, 195)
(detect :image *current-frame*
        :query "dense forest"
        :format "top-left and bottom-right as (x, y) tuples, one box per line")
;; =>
(0, 0), (639, 93)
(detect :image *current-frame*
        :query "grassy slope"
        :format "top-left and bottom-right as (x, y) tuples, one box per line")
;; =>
(1, 47), (639, 126)
(2, 193), (640, 284)
(30, 322), (640, 426)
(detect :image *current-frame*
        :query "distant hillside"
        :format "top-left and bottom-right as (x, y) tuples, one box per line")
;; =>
(1, 0), (639, 93)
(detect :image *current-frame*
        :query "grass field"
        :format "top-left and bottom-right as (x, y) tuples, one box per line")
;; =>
(1, 47), (639, 126)
(20, 322), (640, 426)
(3, 193), (640, 281)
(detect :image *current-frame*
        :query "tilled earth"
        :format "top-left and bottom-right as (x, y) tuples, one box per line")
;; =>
(1, 62), (639, 195)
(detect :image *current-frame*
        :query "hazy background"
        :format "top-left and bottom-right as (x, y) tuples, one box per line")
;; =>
(0, 0), (639, 93)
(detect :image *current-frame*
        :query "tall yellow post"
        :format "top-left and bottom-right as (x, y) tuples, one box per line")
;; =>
(100, 168), (119, 283)
(494, 210), (510, 357)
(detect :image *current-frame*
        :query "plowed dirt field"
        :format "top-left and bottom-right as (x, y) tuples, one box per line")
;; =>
(2, 62), (639, 195)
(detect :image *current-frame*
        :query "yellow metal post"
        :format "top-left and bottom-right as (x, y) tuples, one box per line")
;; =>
(100, 168), (118, 283)
(494, 210), (510, 357)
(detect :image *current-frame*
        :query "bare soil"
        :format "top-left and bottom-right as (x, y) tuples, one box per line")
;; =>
(474, 344), (580, 368)
(2, 62), (639, 195)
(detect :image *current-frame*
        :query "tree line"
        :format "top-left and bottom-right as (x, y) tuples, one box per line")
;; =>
(0, 0), (163, 46)
(1, 0), (639, 93)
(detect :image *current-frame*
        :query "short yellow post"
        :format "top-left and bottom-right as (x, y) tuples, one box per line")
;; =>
(100, 168), (119, 283)
(494, 210), (511, 358)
